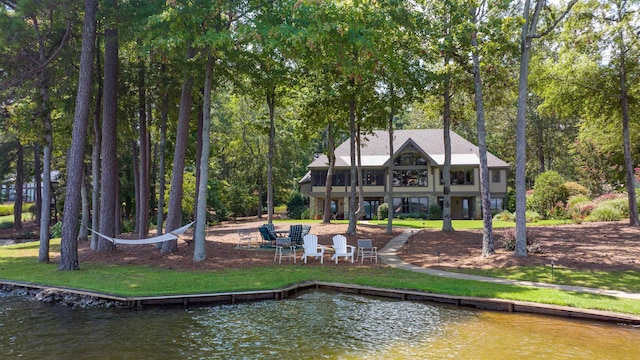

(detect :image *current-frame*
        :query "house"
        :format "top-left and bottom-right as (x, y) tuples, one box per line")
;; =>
(300, 129), (509, 220)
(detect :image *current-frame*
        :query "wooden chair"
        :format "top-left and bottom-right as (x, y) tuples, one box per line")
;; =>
(301, 234), (325, 264)
(331, 235), (355, 264)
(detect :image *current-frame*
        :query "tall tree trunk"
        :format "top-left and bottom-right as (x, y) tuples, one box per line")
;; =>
(97, 26), (118, 252)
(386, 89), (395, 235)
(163, 47), (196, 254)
(91, 37), (102, 249)
(616, 26), (640, 226)
(347, 95), (357, 235)
(60, 0), (97, 270)
(354, 123), (364, 220)
(192, 102), (203, 242)
(78, 165), (89, 241)
(131, 140), (140, 233)
(322, 122), (335, 224)
(194, 57), (214, 262)
(266, 90), (276, 224)
(138, 58), (149, 238)
(34, 143), (41, 225)
(515, 0), (544, 257)
(442, 62), (454, 232)
(156, 89), (168, 244)
(13, 142), (23, 231)
(471, 11), (494, 256)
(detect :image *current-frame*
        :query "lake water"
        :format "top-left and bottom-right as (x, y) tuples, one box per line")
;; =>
(1, 290), (638, 359)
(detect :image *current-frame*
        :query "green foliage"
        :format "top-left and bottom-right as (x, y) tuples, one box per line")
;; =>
(301, 208), (310, 220)
(506, 188), (516, 213)
(588, 205), (623, 222)
(525, 211), (543, 223)
(528, 171), (568, 218)
(428, 204), (443, 220)
(377, 203), (389, 220)
(396, 212), (427, 220)
(286, 192), (307, 220)
(564, 182), (590, 197)
(0, 204), (12, 216)
(493, 210), (515, 222)
(49, 221), (62, 238)
(227, 183), (258, 218)
(207, 179), (230, 221)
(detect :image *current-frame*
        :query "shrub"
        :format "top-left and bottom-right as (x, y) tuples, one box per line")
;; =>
(548, 203), (570, 220)
(500, 228), (541, 253)
(601, 197), (630, 217)
(567, 195), (590, 208)
(301, 208), (310, 220)
(50, 221), (62, 238)
(492, 210), (515, 222)
(396, 212), (427, 220)
(525, 211), (542, 223)
(428, 204), (442, 220)
(564, 182), (590, 197)
(506, 188), (516, 212)
(377, 203), (389, 220)
(286, 192), (307, 220)
(0, 204), (13, 216)
(589, 204), (623, 222)
(528, 171), (568, 217)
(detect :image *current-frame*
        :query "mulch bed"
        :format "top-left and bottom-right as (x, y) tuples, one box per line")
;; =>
(2, 219), (639, 272)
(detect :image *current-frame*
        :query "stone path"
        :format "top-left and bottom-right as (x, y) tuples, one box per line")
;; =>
(379, 229), (640, 300)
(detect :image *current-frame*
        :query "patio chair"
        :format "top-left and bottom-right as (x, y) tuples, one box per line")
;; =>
(331, 235), (355, 264)
(259, 225), (277, 247)
(289, 224), (304, 245)
(274, 237), (296, 264)
(301, 225), (311, 238)
(356, 239), (377, 263)
(301, 234), (325, 264)
(237, 229), (253, 249)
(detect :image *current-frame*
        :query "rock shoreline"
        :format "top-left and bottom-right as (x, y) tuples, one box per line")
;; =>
(1, 284), (128, 309)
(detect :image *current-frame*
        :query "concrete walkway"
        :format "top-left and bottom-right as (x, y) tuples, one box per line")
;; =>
(379, 229), (640, 301)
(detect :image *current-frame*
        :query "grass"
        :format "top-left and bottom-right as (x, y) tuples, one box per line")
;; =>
(1, 239), (639, 315)
(368, 218), (573, 229)
(452, 266), (640, 293)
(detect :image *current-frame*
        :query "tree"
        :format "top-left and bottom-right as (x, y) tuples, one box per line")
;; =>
(514, 0), (576, 256)
(59, 0), (97, 270)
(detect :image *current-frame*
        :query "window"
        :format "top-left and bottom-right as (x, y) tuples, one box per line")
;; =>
(393, 197), (428, 214)
(492, 170), (501, 183)
(440, 169), (474, 185)
(311, 170), (350, 186)
(361, 170), (385, 186)
(394, 152), (427, 166)
(490, 198), (504, 211)
(393, 169), (428, 187)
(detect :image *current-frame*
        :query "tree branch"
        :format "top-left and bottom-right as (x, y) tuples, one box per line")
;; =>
(532, 0), (578, 39)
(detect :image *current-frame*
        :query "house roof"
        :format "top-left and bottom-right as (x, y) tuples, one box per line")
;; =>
(308, 129), (510, 169)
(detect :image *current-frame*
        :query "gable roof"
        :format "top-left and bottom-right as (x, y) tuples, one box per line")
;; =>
(308, 129), (510, 169)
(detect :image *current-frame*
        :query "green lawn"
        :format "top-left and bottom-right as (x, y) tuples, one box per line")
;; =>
(1, 239), (639, 315)
(368, 218), (573, 229)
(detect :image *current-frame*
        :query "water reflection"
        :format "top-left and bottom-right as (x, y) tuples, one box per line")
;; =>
(1, 290), (638, 359)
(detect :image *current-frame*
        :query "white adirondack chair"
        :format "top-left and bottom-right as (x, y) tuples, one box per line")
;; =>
(331, 235), (355, 264)
(301, 234), (325, 264)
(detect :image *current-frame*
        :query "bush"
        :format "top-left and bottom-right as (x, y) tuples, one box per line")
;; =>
(525, 210), (542, 223)
(301, 208), (310, 220)
(377, 203), (389, 220)
(548, 203), (570, 220)
(588, 204), (623, 222)
(428, 204), (442, 220)
(506, 188), (516, 213)
(0, 204), (13, 216)
(601, 197), (630, 217)
(528, 171), (568, 218)
(286, 192), (307, 220)
(500, 228), (541, 253)
(50, 221), (62, 238)
(564, 182), (589, 197)
(396, 212), (427, 220)
(492, 210), (515, 222)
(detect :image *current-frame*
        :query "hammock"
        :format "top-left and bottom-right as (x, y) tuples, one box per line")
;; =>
(87, 222), (195, 245)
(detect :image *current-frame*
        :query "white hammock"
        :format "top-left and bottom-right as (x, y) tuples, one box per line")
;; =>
(87, 222), (195, 245)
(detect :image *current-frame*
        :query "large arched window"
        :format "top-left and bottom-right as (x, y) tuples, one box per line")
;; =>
(392, 152), (428, 187)
(394, 152), (427, 166)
